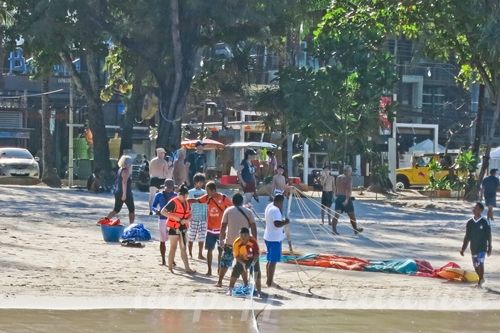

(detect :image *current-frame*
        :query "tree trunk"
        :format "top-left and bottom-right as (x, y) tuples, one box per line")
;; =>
(155, 2), (200, 148)
(61, 50), (111, 173)
(41, 76), (61, 187)
(466, 87), (499, 201)
(120, 75), (145, 156)
(465, 85), (485, 201)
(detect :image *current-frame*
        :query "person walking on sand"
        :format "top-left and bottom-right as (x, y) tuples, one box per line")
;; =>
(264, 194), (289, 287)
(161, 185), (195, 274)
(149, 148), (171, 215)
(191, 181), (232, 276)
(173, 148), (188, 187)
(238, 149), (258, 206)
(106, 155), (135, 224)
(218, 193), (257, 287)
(320, 165), (335, 225)
(331, 165), (363, 235)
(227, 227), (262, 297)
(481, 168), (500, 222)
(460, 202), (492, 288)
(187, 173), (207, 259)
(151, 179), (177, 266)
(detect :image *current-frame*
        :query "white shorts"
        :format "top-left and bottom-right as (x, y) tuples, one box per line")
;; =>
(188, 220), (207, 242)
(158, 219), (168, 242)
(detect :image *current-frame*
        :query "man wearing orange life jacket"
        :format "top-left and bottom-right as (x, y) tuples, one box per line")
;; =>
(191, 181), (232, 276)
(161, 185), (195, 274)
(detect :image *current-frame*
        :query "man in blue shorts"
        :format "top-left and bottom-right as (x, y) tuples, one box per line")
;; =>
(264, 194), (289, 287)
(481, 168), (500, 222)
(460, 202), (492, 288)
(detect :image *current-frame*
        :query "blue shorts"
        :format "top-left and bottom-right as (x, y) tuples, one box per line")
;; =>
(205, 232), (219, 251)
(265, 240), (282, 263)
(472, 252), (486, 268)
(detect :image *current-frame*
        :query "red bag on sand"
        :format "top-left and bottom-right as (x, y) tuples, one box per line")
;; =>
(97, 217), (121, 226)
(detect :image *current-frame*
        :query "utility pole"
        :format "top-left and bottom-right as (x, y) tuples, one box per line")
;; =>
(68, 80), (74, 187)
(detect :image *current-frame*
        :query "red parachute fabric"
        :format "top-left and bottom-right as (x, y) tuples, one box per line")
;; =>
(414, 261), (460, 278)
(293, 254), (369, 271)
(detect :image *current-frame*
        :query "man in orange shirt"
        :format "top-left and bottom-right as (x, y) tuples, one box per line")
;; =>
(193, 181), (232, 276)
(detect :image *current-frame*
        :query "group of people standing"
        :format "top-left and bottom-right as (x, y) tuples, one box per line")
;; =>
(105, 143), (290, 297)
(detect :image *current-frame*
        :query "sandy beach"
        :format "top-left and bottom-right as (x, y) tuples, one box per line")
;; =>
(1, 184), (500, 313)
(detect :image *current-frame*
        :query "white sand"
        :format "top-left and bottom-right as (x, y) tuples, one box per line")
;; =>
(1, 185), (499, 310)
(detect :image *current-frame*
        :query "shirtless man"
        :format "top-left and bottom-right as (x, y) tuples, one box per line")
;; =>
(149, 148), (171, 215)
(332, 165), (363, 235)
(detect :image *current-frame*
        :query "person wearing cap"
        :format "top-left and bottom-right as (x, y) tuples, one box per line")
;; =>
(185, 141), (207, 188)
(149, 147), (172, 215)
(151, 179), (177, 265)
(238, 148), (258, 205)
(320, 165), (336, 225)
(481, 168), (500, 222)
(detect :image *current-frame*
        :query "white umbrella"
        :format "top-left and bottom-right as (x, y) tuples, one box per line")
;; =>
(226, 141), (277, 149)
(408, 139), (445, 154)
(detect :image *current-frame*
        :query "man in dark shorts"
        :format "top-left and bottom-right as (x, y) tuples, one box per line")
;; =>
(481, 168), (500, 222)
(332, 165), (363, 235)
(320, 165), (335, 225)
(460, 202), (492, 288)
(191, 181), (232, 276)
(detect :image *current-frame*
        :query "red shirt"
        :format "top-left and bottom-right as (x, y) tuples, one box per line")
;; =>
(198, 193), (232, 233)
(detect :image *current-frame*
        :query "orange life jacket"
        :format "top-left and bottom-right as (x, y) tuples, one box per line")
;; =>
(166, 197), (192, 229)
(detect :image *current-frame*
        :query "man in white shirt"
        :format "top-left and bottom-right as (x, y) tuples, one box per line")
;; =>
(264, 194), (289, 287)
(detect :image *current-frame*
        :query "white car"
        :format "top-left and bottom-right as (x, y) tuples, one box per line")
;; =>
(0, 147), (40, 184)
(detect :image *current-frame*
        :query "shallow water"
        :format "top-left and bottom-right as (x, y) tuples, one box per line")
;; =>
(0, 309), (499, 333)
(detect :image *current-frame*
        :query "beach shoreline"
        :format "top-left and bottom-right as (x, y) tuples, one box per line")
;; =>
(1, 184), (499, 312)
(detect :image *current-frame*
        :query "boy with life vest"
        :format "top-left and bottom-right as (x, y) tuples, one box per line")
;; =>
(227, 227), (261, 297)
(160, 185), (195, 274)
(191, 181), (232, 276)
(460, 202), (493, 288)
(151, 179), (177, 266)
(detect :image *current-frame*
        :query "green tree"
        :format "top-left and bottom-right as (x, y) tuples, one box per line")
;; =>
(405, 0), (500, 199)
(98, 0), (300, 148)
(8, 0), (113, 173)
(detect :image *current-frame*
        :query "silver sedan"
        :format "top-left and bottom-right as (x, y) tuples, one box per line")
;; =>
(0, 147), (40, 185)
